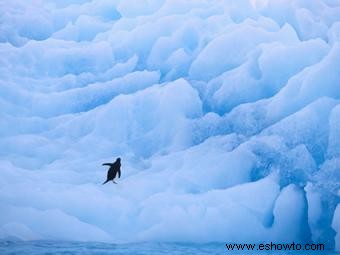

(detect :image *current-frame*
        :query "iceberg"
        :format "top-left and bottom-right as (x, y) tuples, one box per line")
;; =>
(0, 0), (339, 250)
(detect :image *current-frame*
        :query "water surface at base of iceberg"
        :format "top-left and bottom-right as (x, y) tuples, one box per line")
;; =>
(0, 241), (337, 255)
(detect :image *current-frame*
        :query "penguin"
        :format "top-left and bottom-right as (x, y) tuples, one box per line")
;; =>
(102, 157), (121, 184)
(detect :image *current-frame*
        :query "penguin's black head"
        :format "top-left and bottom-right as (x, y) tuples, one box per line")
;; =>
(116, 157), (121, 162)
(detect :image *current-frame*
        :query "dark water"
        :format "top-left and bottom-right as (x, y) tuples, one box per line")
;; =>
(0, 241), (338, 255)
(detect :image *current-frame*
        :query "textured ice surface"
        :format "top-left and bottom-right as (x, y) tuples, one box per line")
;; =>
(0, 0), (340, 250)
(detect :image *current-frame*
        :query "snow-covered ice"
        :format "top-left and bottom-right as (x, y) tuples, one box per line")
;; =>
(0, 0), (339, 250)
